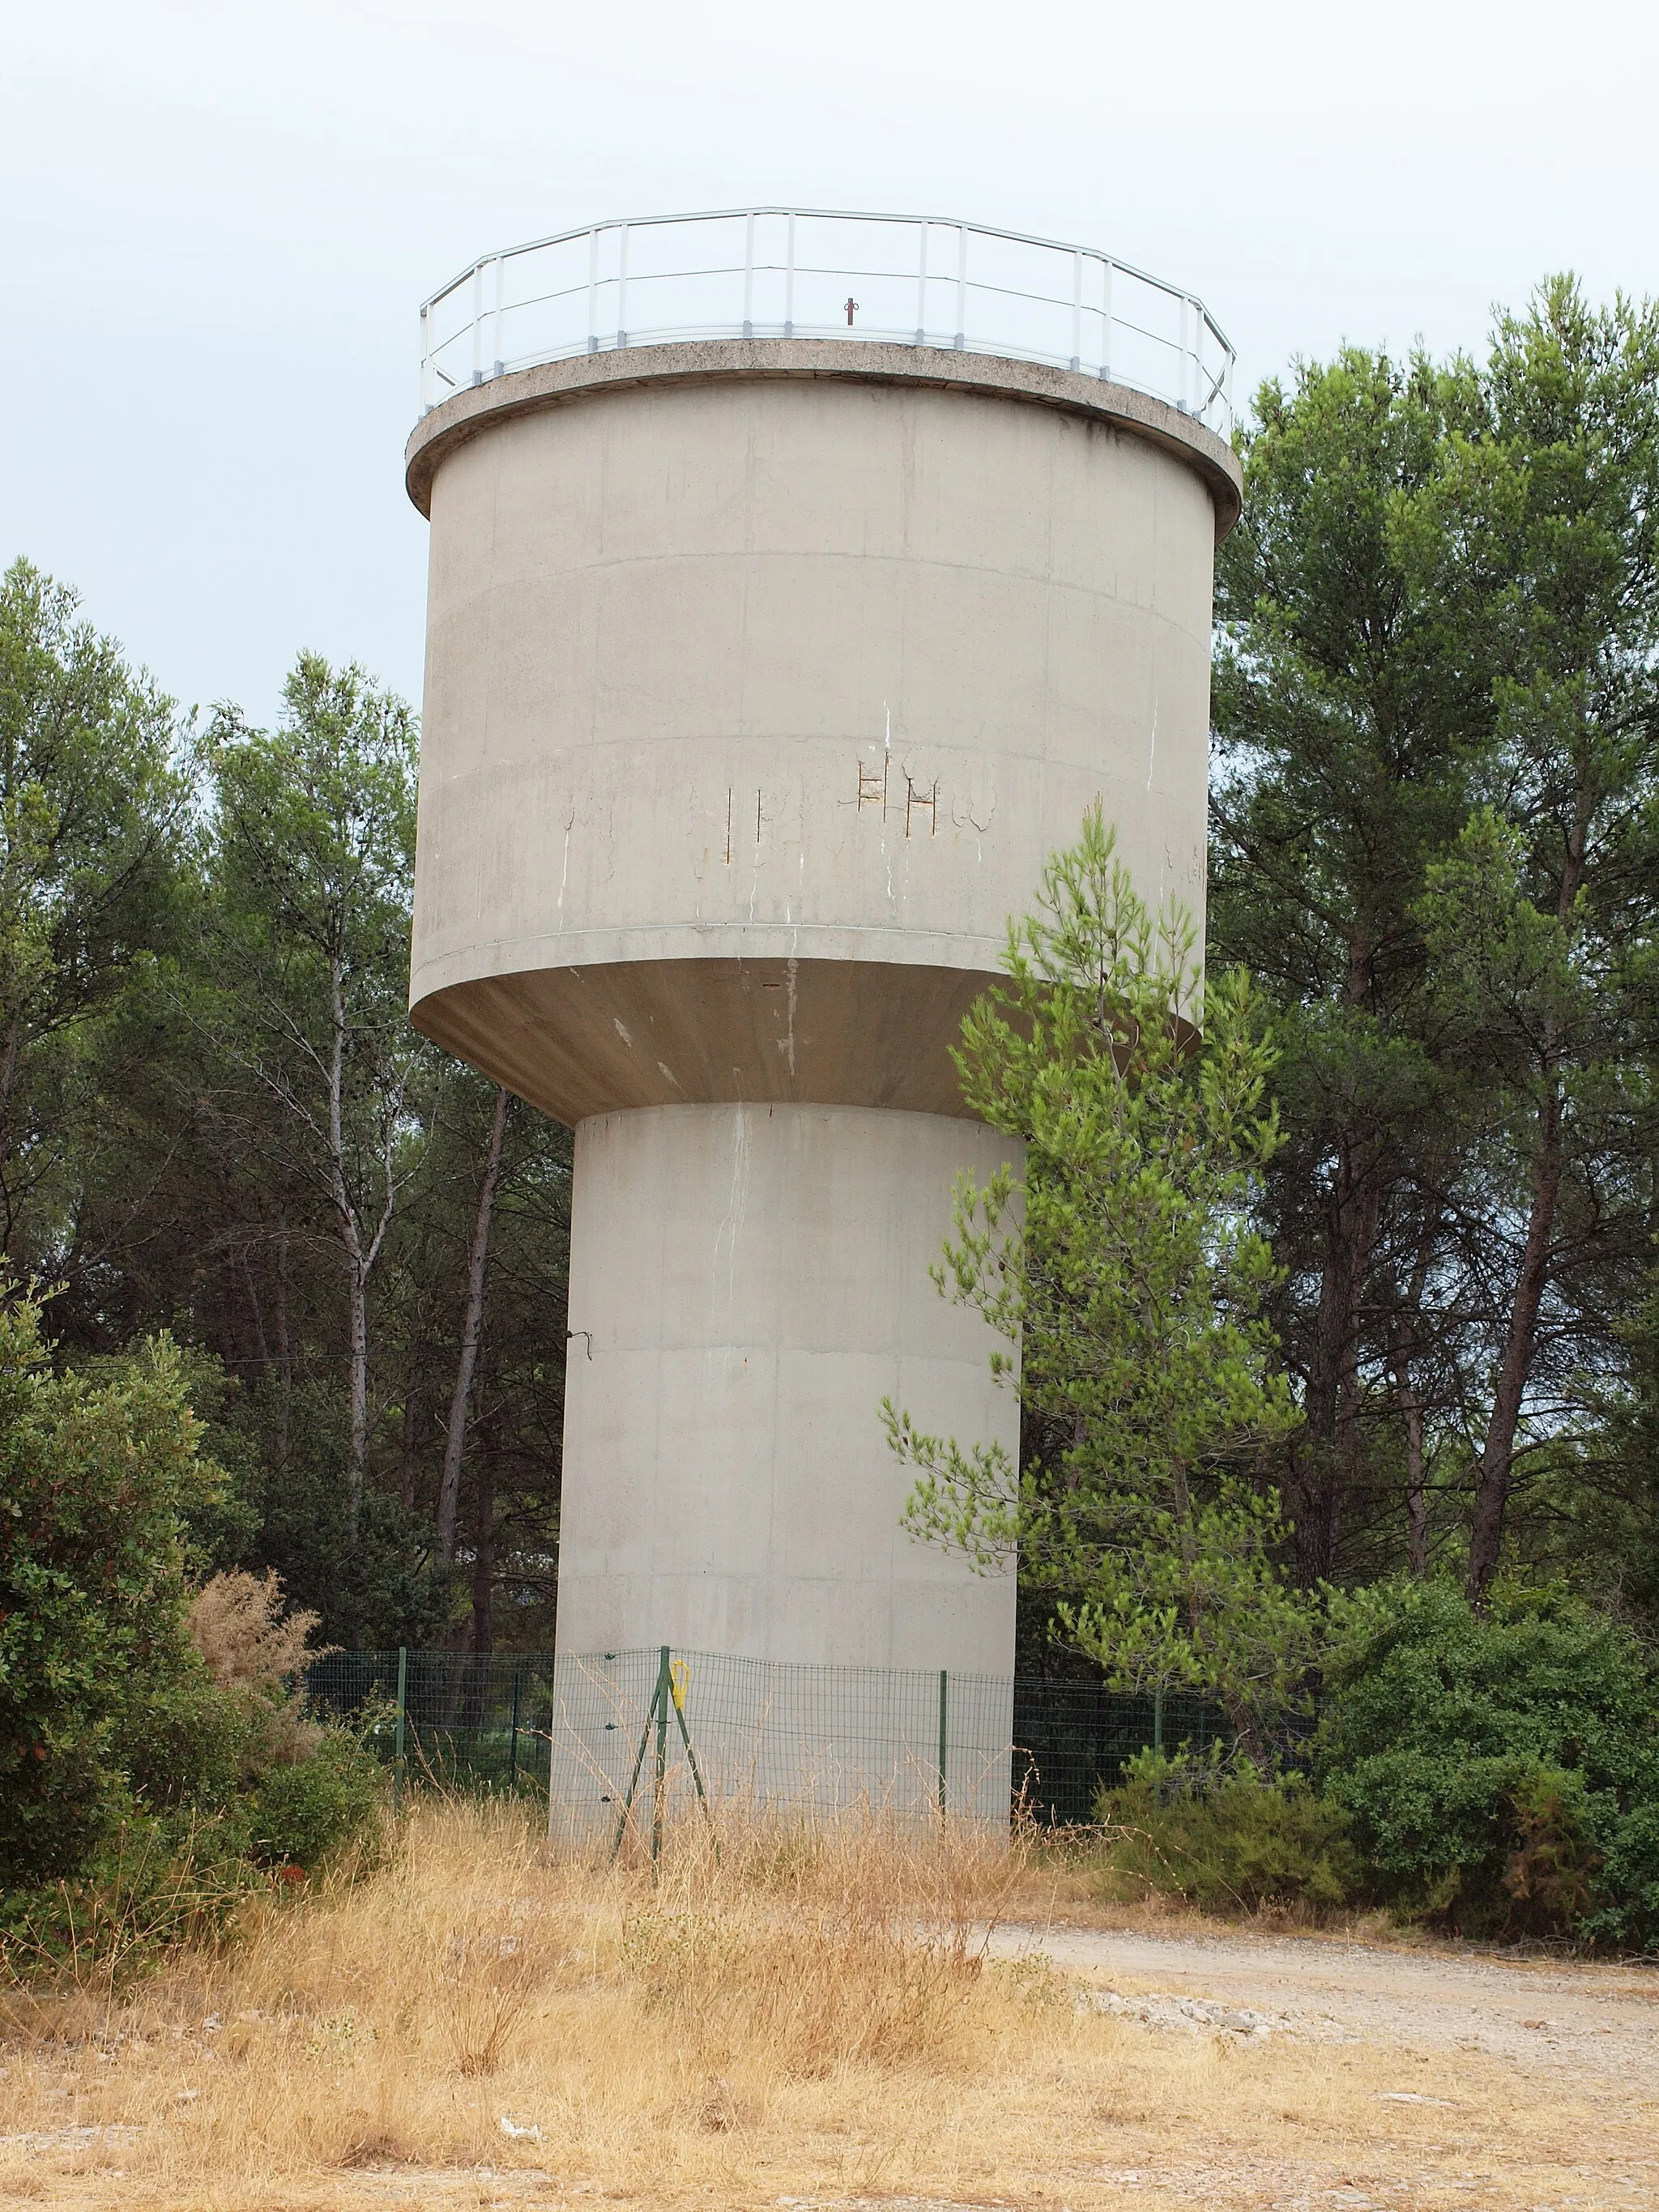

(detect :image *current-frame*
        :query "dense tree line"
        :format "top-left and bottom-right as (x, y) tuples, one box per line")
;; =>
(1210, 276), (1659, 1622)
(0, 562), (572, 1650)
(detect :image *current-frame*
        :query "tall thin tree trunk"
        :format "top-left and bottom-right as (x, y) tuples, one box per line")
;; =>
(345, 1255), (369, 1533)
(323, 953), (398, 1541)
(272, 1219), (292, 1465)
(437, 1085), (509, 1565)
(400, 1382), (420, 1516)
(0, 1008), (24, 1255)
(240, 1247), (271, 1375)
(1467, 816), (1584, 1602)
(323, 954), (371, 1535)
(1468, 1085), (1565, 1598)
(1292, 1139), (1384, 1581)
(1390, 1238), (1436, 1578)
(1392, 1348), (1429, 1577)
(471, 1437), (497, 1657)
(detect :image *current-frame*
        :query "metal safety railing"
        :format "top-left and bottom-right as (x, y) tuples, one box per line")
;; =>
(305, 1647), (1249, 1827)
(418, 207), (1235, 437)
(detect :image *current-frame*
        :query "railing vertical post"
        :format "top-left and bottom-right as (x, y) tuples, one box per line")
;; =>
(1101, 258), (1114, 383)
(509, 1666), (522, 1792)
(470, 263), (484, 386)
(1070, 247), (1082, 372)
(915, 219), (928, 346)
(492, 254), (505, 377)
(743, 211), (755, 339)
(394, 1646), (408, 1815)
(616, 222), (629, 348)
(586, 225), (599, 354)
(784, 211), (795, 338)
(937, 1668), (949, 1819)
(651, 1644), (670, 1866)
(954, 224), (967, 349)
(419, 302), (430, 414)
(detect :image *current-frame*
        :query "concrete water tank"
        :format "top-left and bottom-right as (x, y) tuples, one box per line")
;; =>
(405, 211), (1239, 1712)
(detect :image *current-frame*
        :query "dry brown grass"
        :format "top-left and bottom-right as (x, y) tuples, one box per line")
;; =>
(0, 1798), (1651, 2210)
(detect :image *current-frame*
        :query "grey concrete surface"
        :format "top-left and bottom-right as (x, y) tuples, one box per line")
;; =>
(556, 1102), (1019, 1668)
(407, 353), (1219, 1109)
(404, 330), (1229, 1695)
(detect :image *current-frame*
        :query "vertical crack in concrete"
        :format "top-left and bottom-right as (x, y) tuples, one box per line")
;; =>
(714, 1104), (751, 1312)
(556, 804), (576, 927)
(881, 703), (895, 906)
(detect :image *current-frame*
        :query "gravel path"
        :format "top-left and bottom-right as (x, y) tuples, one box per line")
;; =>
(988, 1920), (1659, 2086)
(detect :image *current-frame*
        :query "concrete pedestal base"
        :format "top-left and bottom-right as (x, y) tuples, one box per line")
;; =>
(554, 1102), (1020, 1673)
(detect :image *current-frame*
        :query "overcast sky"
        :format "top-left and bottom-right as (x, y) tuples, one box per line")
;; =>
(4, 0), (1655, 725)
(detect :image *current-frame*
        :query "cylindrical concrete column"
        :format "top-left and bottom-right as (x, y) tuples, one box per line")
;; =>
(557, 1102), (1019, 1668)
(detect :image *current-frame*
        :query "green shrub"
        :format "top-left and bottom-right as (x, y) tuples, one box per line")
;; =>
(0, 1289), (384, 1973)
(1091, 1748), (1360, 1914)
(0, 1290), (233, 1886)
(247, 1726), (384, 1870)
(1318, 1579), (1659, 1945)
(112, 1656), (254, 1816)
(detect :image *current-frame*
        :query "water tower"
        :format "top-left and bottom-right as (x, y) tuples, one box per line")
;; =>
(405, 211), (1239, 1795)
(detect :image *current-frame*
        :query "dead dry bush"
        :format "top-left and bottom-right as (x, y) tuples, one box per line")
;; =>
(186, 1568), (330, 1766)
(186, 1570), (321, 1692)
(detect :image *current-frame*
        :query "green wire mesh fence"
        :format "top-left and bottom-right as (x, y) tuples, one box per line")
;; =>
(544, 1647), (1016, 1836)
(306, 1650), (557, 1804)
(305, 1649), (1243, 1826)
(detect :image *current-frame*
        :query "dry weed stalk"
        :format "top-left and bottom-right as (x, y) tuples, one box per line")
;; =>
(0, 1818), (249, 2012)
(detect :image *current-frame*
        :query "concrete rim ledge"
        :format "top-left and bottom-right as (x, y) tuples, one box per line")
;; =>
(404, 339), (1243, 540)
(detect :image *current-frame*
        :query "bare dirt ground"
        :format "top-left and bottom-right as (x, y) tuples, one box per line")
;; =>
(989, 1918), (1659, 2085)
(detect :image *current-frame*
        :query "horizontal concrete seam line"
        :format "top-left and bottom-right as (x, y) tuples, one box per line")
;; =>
(405, 342), (1241, 538)
(407, 962), (1009, 1008)
(424, 737), (1193, 770)
(409, 931), (1012, 957)
(427, 549), (1201, 621)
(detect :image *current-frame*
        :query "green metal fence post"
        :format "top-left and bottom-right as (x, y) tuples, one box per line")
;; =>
(1153, 1685), (1163, 1756)
(508, 1667), (522, 1792)
(650, 1645), (671, 1868)
(610, 1677), (659, 1860)
(937, 1669), (949, 1820)
(394, 1646), (408, 1816)
(667, 1664), (716, 1844)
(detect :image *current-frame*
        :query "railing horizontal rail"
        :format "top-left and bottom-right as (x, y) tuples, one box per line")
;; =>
(417, 207), (1235, 439)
